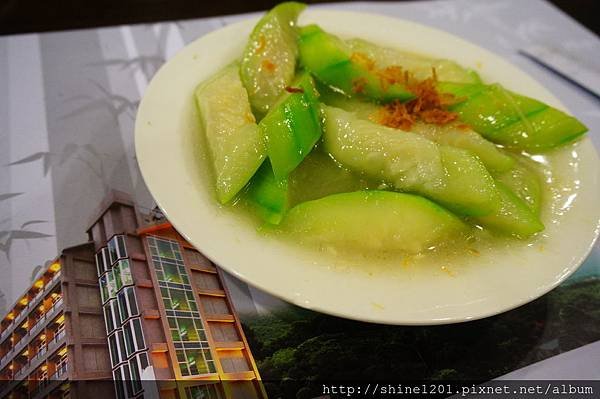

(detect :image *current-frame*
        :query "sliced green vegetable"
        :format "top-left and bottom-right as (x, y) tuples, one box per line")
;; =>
(450, 84), (547, 132)
(412, 122), (514, 172)
(316, 81), (380, 120)
(322, 105), (444, 191)
(322, 105), (500, 216)
(423, 146), (500, 217)
(298, 25), (415, 102)
(195, 64), (266, 204)
(240, 2), (306, 115)
(493, 108), (587, 151)
(475, 181), (544, 238)
(280, 191), (467, 253)
(317, 82), (513, 173)
(288, 148), (373, 206)
(437, 81), (486, 99)
(246, 160), (288, 224)
(439, 82), (588, 150)
(346, 38), (482, 84)
(494, 157), (542, 215)
(260, 73), (322, 180)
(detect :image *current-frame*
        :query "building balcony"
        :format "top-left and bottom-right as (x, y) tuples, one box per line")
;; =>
(29, 316), (46, 337)
(50, 271), (61, 285)
(13, 311), (27, 328)
(47, 330), (65, 354)
(0, 378), (18, 399)
(32, 290), (44, 304)
(13, 337), (28, 355)
(30, 346), (47, 364)
(49, 363), (68, 381)
(0, 324), (13, 341)
(45, 299), (63, 321)
(30, 379), (50, 398)
(0, 352), (11, 370)
(13, 364), (29, 380)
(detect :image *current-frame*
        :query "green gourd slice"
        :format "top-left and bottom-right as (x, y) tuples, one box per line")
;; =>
(195, 64), (266, 204)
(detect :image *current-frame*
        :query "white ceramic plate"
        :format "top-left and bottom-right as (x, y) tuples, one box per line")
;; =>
(135, 9), (600, 325)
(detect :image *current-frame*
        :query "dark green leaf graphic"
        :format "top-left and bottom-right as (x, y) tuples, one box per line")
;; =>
(7, 151), (54, 176)
(0, 228), (54, 262)
(0, 193), (23, 202)
(88, 55), (164, 77)
(61, 80), (139, 121)
(7, 152), (47, 165)
(21, 220), (47, 229)
(10, 230), (53, 240)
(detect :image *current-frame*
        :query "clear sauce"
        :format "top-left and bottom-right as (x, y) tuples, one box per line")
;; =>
(225, 136), (582, 276)
(198, 50), (585, 277)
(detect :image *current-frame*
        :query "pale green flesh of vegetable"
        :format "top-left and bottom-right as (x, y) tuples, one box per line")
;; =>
(423, 146), (500, 217)
(346, 38), (481, 84)
(317, 83), (514, 173)
(240, 2), (306, 116)
(195, 64), (266, 204)
(411, 122), (514, 173)
(322, 105), (444, 191)
(322, 105), (500, 216)
(280, 190), (467, 253)
(475, 181), (544, 238)
(494, 157), (542, 215)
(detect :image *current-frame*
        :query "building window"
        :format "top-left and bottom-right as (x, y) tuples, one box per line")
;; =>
(55, 348), (68, 377)
(104, 301), (116, 334)
(117, 287), (139, 323)
(114, 366), (134, 399)
(114, 259), (134, 288)
(116, 330), (127, 363)
(118, 291), (129, 322)
(108, 235), (127, 265)
(168, 317), (206, 342)
(147, 236), (214, 377)
(128, 357), (143, 395)
(123, 318), (145, 358)
(112, 300), (123, 325)
(185, 384), (221, 399)
(108, 333), (120, 367)
(107, 270), (118, 299)
(95, 248), (110, 277)
(177, 348), (216, 377)
(99, 275), (109, 303)
(138, 352), (149, 371)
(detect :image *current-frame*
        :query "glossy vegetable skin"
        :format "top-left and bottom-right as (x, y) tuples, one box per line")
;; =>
(322, 106), (500, 216)
(475, 181), (544, 238)
(281, 190), (467, 253)
(298, 25), (415, 103)
(246, 160), (289, 225)
(439, 82), (588, 151)
(240, 2), (306, 116)
(195, 64), (265, 204)
(260, 73), (322, 180)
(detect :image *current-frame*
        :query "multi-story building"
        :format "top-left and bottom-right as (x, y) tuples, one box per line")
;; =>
(0, 243), (114, 399)
(87, 191), (267, 399)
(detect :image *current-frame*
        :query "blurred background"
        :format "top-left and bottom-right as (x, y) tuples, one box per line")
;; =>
(1, 0), (598, 36)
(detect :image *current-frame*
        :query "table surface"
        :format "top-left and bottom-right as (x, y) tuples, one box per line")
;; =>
(1, 0), (599, 389)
